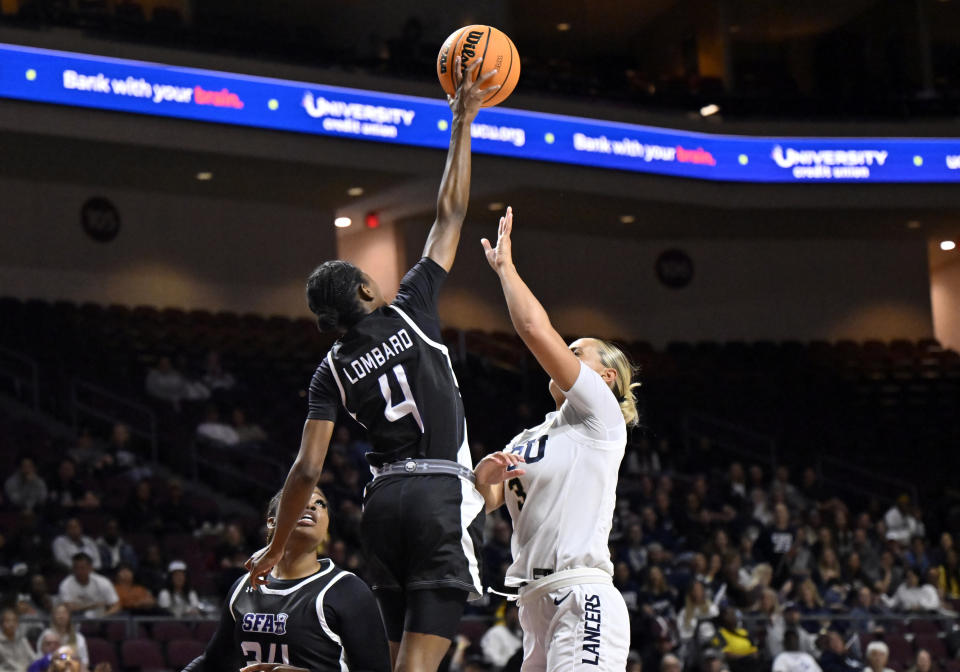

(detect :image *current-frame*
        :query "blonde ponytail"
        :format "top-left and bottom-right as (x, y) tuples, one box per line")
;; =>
(593, 339), (642, 428)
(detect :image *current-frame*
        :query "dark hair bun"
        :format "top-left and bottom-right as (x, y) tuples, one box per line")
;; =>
(314, 307), (339, 332)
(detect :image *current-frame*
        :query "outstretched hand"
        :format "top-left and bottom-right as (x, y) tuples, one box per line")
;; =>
(244, 544), (281, 588)
(475, 451), (525, 485)
(448, 56), (501, 121)
(481, 206), (514, 272)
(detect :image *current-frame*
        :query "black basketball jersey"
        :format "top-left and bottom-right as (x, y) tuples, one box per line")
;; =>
(308, 258), (469, 469)
(184, 559), (389, 672)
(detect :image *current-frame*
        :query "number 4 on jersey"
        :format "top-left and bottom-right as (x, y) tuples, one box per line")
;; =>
(378, 364), (424, 431)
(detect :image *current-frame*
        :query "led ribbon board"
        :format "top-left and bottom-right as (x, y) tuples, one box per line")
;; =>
(1, 42), (959, 183)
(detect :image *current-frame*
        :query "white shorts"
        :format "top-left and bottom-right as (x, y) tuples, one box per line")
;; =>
(517, 581), (629, 672)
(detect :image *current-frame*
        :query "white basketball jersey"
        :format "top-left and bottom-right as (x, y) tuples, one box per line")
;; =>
(503, 362), (627, 586)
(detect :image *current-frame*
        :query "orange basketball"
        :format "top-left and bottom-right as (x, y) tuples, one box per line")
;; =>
(436, 25), (520, 108)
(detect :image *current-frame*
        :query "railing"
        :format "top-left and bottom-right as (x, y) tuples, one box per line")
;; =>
(70, 378), (158, 463)
(0, 344), (40, 411)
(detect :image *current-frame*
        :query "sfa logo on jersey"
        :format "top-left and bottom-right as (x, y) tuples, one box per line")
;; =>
(241, 612), (289, 635)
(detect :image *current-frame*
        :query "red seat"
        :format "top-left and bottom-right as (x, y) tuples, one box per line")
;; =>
(86, 637), (118, 670)
(882, 634), (913, 670)
(914, 633), (948, 661)
(121, 638), (165, 670)
(167, 639), (206, 668)
(194, 620), (219, 642)
(151, 620), (193, 642)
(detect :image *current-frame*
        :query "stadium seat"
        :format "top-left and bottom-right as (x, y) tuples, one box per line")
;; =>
(151, 620), (193, 642)
(194, 620), (219, 642)
(167, 638), (205, 667)
(86, 637), (118, 670)
(914, 633), (948, 661)
(121, 638), (165, 670)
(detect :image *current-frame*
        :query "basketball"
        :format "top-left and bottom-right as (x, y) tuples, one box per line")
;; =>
(436, 25), (520, 108)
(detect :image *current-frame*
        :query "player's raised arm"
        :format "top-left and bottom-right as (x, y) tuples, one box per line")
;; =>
(481, 207), (581, 391)
(244, 419), (334, 586)
(422, 56), (501, 272)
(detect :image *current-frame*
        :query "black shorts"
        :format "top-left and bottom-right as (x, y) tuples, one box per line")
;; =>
(361, 473), (485, 599)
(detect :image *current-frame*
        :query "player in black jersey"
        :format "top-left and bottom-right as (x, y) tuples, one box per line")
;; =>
(184, 487), (389, 672)
(245, 56), (500, 672)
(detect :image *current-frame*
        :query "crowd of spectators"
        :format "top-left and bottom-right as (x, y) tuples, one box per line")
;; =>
(1, 334), (959, 672)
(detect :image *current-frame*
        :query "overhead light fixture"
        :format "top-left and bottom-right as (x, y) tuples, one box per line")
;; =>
(907, 220), (922, 229)
(729, 24), (741, 33)
(487, 202), (504, 211)
(347, 187), (364, 196)
(941, 240), (956, 251)
(619, 215), (636, 224)
(699, 104), (720, 117)
(195, 171), (213, 181)
(556, 22), (571, 31)
(334, 217), (352, 228)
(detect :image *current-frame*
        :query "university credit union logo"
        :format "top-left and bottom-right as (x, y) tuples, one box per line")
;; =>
(770, 144), (888, 179)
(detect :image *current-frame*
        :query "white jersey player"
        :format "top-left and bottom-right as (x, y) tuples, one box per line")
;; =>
(475, 206), (640, 672)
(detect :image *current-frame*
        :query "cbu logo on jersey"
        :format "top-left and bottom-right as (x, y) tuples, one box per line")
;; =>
(342, 329), (414, 383)
(507, 435), (548, 464)
(581, 594), (602, 665)
(241, 612), (289, 635)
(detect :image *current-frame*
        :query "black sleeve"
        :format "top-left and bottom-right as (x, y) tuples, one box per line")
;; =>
(392, 257), (448, 340)
(324, 574), (391, 672)
(307, 358), (340, 421)
(181, 580), (240, 672)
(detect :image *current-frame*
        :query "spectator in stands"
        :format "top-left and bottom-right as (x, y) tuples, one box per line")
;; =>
(120, 479), (163, 535)
(755, 504), (795, 586)
(641, 566), (678, 619)
(795, 579), (825, 634)
(145, 356), (208, 410)
(34, 604), (88, 671)
(201, 351), (236, 394)
(615, 561), (642, 612)
(848, 586), (879, 634)
(57, 552), (120, 617)
(157, 560), (200, 618)
(619, 522), (649, 575)
(27, 630), (61, 672)
(112, 563), (157, 613)
(864, 641), (895, 672)
(4, 455), (47, 512)
(905, 650), (934, 672)
(16, 574), (54, 618)
(773, 629), (821, 672)
(47, 645), (81, 672)
(482, 518), (513, 590)
(479, 603), (521, 671)
(103, 423), (149, 481)
(932, 533), (953, 568)
(136, 543), (167, 595)
(819, 630), (861, 672)
(842, 553), (869, 594)
(95, 518), (137, 572)
(905, 537), (931, 575)
(710, 606), (759, 672)
(196, 405), (239, 445)
(884, 496), (922, 545)
(751, 489), (774, 527)
(215, 523), (249, 592)
(678, 580), (718, 647)
(874, 550), (905, 597)
(724, 462), (749, 513)
(45, 458), (99, 517)
(0, 607), (35, 672)
(52, 518), (102, 570)
(231, 408), (267, 444)
(799, 468), (827, 509)
(936, 548), (960, 599)
(159, 479), (196, 533)
(815, 549), (843, 590)
(885, 568), (940, 612)
(68, 428), (112, 477)
(771, 466), (804, 512)
(833, 510), (854, 559)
